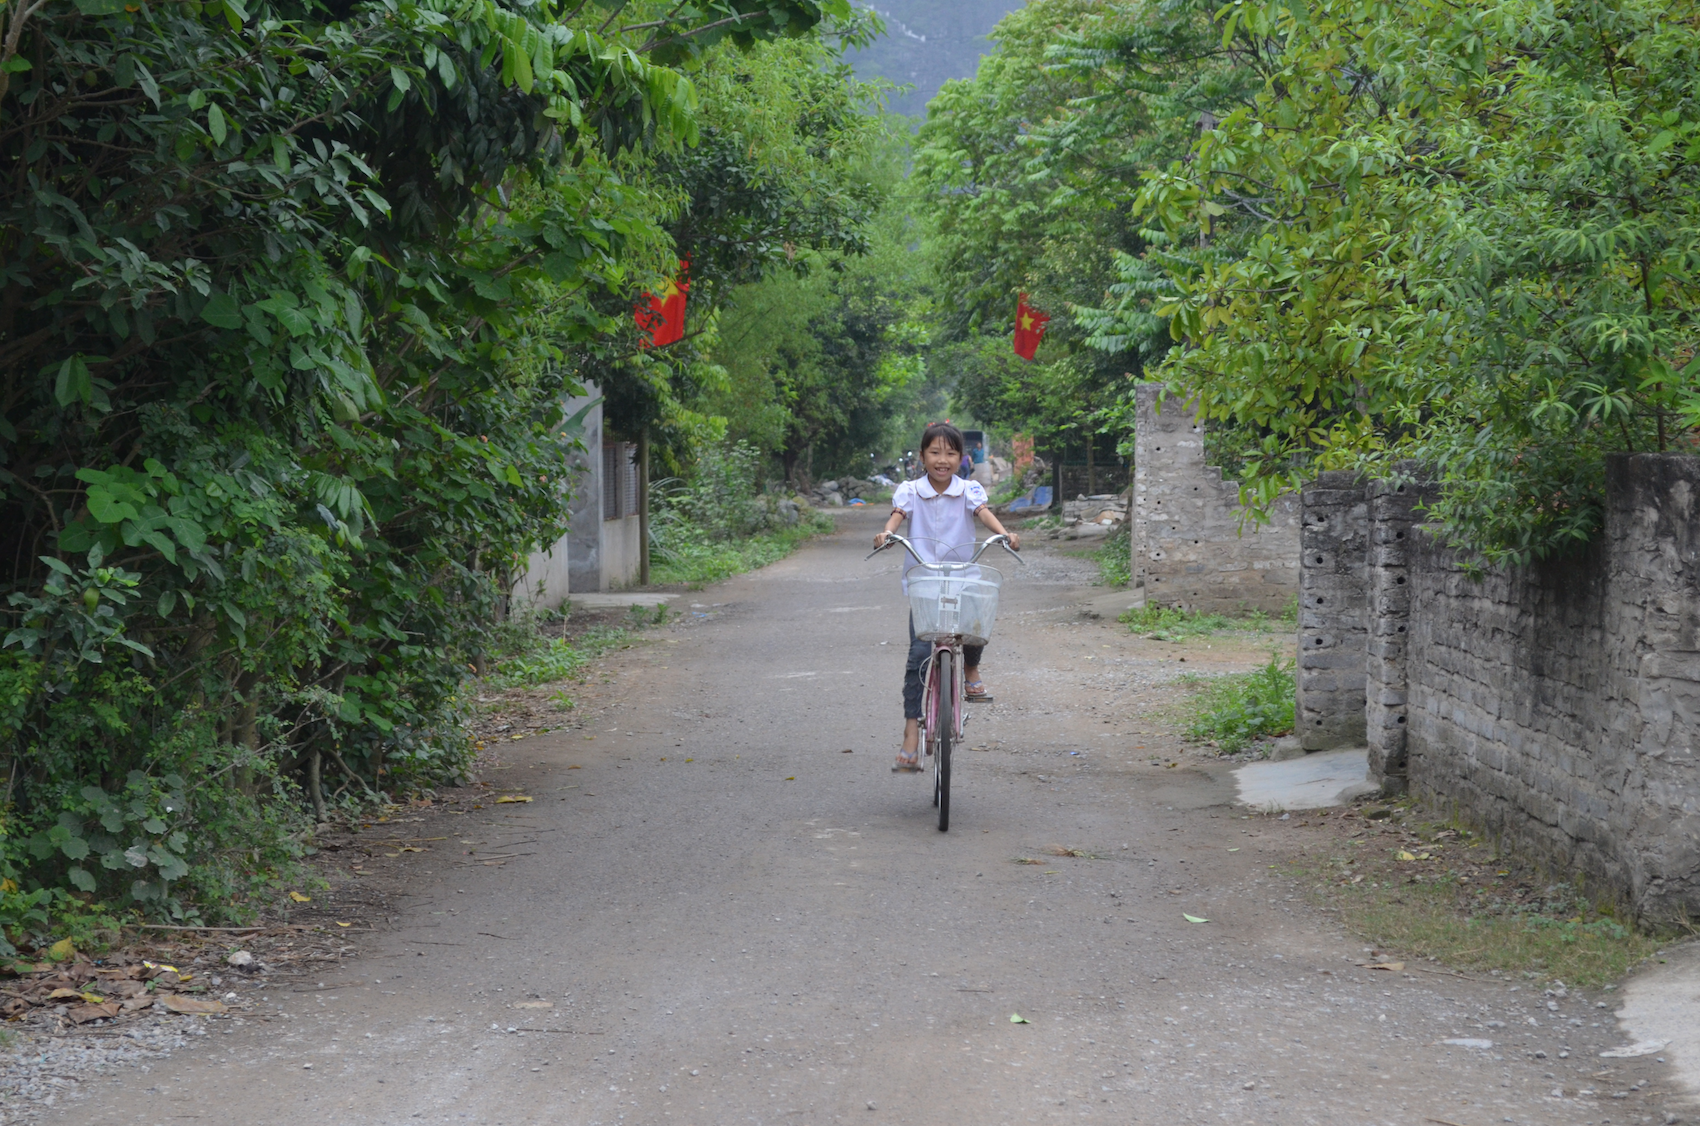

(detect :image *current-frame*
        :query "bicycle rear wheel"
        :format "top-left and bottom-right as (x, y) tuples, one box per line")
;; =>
(934, 649), (953, 832)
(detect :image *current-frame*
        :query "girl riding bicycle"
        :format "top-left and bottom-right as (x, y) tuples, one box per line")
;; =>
(874, 423), (1020, 773)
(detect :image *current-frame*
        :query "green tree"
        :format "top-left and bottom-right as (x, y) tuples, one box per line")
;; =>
(1122, 0), (1700, 564)
(0, 0), (852, 922)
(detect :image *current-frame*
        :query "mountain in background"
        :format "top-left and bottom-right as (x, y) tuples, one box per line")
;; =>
(847, 0), (1026, 119)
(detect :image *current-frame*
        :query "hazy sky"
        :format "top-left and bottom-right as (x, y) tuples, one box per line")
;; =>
(845, 1), (1027, 118)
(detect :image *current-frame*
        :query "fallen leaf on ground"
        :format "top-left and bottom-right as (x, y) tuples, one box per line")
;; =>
(1182, 914), (1209, 924)
(1361, 962), (1405, 972)
(1009, 1013), (1029, 1024)
(288, 891), (311, 903)
(513, 1001), (553, 1009)
(47, 988), (82, 1000)
(397, 846), (425, 852)
(143, 961), (178, 974)
(842, 749), (853, 753)
(67, 1002), (120, 1023)
(785, 777), (795, 781)
(1045, 845), (1088, 857)
(1013, 858), (1043, 865)
(336, 922), (352, 928)
(161, 995), (227, 1015)
(495, 795), (533, 804)
(46, 938), (74, 961)
(1227, 847), (1240, 852)
(1396, 850), (1417, 861)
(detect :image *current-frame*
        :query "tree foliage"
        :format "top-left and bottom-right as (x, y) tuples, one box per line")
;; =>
(0, 0), (856, 925)
(911, 0), (1700, 566)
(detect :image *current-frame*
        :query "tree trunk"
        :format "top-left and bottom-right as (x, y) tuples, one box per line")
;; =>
(308, 751), (326, 823)
(1086, 435), (1097, 496)
(638, 427), (650, 586)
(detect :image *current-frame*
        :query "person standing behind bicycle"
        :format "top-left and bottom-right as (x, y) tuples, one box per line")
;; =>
(874, 422), (1020, 773)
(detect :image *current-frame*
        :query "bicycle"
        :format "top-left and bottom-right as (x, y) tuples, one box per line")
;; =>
(867, 532), (1023, 831)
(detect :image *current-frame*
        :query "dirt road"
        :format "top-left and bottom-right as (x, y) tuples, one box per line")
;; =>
(40, 509), (1685, 1125)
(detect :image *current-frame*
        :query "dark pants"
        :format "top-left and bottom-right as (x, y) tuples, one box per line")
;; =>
(903, 614), (984, 719)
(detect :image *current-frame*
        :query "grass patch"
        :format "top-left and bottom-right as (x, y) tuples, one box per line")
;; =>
(1121, 598), (1297, 641)
(650, 515), (832, 587)
(1095, 525), (1131, 587)
(1183, 653), (1296, 752)
(1286, 803), (1677, 986)
(1325, 880), (1659, 986)
(487, 624), (637, 691)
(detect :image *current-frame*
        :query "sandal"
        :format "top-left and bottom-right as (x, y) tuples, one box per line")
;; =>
(965, 681), (994, 703)
(891, 751), (923, 773)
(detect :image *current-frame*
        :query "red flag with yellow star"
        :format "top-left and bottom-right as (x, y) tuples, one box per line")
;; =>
(637, 262), (689, 347)
(1013, 293), (1049, 360)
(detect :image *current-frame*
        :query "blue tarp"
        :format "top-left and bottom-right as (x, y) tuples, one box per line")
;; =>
(1006, 485), (1052, 512)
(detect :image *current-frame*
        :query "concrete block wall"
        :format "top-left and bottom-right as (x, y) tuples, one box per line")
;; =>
(1131, 384), (1300, 614)
(1365, 475), (1435, 790)
(1298, 455), (1700, 920)
(1297, 471), (1368, 750)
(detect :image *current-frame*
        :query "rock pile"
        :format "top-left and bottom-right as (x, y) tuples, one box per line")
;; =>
(804, 477), (883, 507)
(1040, 492), (1129, 540)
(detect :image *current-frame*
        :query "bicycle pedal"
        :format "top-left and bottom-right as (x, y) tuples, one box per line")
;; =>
(965, 694), (993, 703)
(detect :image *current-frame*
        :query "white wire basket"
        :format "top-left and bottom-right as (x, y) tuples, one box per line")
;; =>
(908, 566), (1004, 646)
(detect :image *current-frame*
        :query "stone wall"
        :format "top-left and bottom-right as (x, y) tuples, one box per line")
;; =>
(1298, 455), (1700, 921)
(1297, 471), (1369, 750)
(1131, 384), (1301, 614)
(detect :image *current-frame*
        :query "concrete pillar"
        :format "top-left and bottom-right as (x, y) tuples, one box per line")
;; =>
(1297, 472), (1369, 749)
(1130, 383), (1301, 614)
(1365, 471), (1433, 792)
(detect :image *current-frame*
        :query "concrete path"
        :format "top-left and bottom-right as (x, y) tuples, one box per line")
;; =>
(1233, 748), (1379, 812)
(39, 510), (1695, 1126)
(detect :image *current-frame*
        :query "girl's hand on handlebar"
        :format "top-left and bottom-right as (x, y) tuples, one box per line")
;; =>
(873, 531), (890, 550)
(1005, 532), (1021, 552)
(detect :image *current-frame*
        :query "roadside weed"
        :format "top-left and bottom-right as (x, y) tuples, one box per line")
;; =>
(1095, 526), (1131, 587)
(1184, 653), (1296, 752)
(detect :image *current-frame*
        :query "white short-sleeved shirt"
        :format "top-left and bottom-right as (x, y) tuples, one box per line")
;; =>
(891, 475), (988, 590)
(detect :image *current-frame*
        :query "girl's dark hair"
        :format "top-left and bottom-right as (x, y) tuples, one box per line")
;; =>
(919, 422), (964, 456)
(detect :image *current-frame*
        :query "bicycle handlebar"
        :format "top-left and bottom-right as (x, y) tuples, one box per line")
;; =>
(866, 532), (1023, 567)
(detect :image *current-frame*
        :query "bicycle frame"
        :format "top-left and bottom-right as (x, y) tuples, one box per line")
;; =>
(869, 533), (1021, 830)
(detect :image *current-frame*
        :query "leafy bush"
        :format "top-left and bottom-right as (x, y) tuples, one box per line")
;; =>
(1184, 654), (1296, 753)
(1095, 525), (1131, 587)
(647, 441), (833, 585)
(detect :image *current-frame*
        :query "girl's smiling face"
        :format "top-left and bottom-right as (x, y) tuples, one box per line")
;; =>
(922, 436), (961, 486)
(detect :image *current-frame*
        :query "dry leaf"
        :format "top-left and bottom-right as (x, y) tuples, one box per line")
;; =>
(67, 1001), (120, 1023)
(161, 994), (227, 1015)
(513, 1000), (553, 1009)
(288, 891), (311, 903)
(1396, 850), (1417, 861)
(336, 922), (352, 928)
(47, 988), (82, 1000)
(495, 795), (533, 804)
(1363, 961), (1405, 972)
(1013, 858), (1043, 865)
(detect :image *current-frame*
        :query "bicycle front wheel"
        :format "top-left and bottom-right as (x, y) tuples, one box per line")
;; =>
(933, 648), (953, 832)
